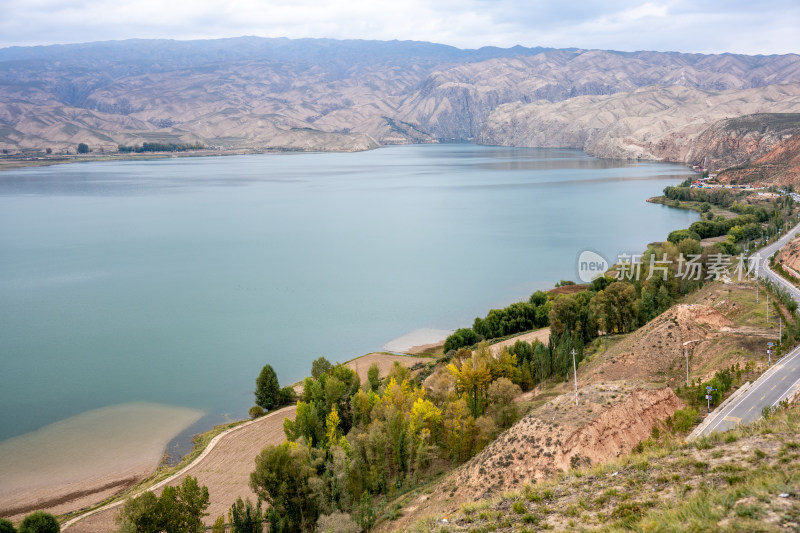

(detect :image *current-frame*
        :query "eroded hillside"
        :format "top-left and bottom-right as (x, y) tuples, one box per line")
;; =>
(3, 39), (800, 155)
(379, 280), (779, 530)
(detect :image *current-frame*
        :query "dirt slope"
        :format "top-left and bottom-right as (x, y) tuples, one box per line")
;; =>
(719, 132), (800, 187)
(582, 304), (732, 385)
(776, 236), (800, 278)
(382, 384), (682, 531)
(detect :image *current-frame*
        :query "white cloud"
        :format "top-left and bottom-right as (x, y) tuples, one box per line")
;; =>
(0, 0), (797, 54)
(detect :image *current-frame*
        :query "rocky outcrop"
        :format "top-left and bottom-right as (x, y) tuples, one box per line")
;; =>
(477, 85), (800, 162)
(686, 114), (800, 171)
(717, 132), (800, 187)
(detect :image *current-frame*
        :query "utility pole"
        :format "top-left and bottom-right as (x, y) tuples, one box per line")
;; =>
(685, 346), (689, 387)
(780, 317), (782, 345)
(767, 292), (770, 322)
(768, 342), (774, 367)
(683, 339), (700, 387)
(572, 348), (578, 406)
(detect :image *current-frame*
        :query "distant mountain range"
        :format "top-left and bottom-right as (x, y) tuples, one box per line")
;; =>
(2, 37), (800, 172)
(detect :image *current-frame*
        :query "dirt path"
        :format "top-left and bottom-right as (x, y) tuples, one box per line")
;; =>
(64, 405), (296, 532)
(345, 353), (435, 383)
(63, 353), (433, 531)
(489, 328), (550, 355)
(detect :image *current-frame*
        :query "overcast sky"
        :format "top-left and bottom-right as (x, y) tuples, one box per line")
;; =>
(1, 0), (798, 55)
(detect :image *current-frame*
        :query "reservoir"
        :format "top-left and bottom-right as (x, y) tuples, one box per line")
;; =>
(0, 144), (698, 448)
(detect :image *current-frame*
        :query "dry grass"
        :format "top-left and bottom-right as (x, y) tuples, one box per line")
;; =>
(428, 402), (800, 532)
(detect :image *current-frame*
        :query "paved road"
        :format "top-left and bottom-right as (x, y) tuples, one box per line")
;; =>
(696, 220), (800, 436)
(758, 224), (800, 306)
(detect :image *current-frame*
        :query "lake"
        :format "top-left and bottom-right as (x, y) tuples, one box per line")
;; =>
(0, 144), (698, 450)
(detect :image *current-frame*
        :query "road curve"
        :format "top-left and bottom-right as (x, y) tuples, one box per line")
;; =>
(695, 219), (800, 437)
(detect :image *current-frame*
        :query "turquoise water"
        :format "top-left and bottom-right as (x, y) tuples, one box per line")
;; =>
(0, 144), (698, 443)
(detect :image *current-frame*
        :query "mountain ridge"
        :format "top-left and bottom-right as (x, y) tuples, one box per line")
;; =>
(2, 37), (800, 159)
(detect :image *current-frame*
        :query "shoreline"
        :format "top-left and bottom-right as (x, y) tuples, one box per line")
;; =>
(0, 144), (383, 173)
(0, 143), (699, 174)
(0, 403), (203, 523)
(0, 153), (695, 524)
(0, 350), (439, 525)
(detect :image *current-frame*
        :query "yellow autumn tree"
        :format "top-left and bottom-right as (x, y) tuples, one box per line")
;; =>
(409, 397), (442, 442)
(325, 406), (341, 447)
(447, 347), (493, 417)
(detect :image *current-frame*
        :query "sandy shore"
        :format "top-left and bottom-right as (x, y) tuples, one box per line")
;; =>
(63, 404), (297, 532)
(0, 403), (202, 522)
(382, 328), (451, 353)
(62, 351), (434, 531)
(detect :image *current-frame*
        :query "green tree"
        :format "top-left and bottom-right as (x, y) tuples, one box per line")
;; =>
(486, 377), (521, 429)
(77, 143), (89, 154)
(278, 386), (296, 405)
(116, 476), (209, 533)
(250, 442), (324, 532)
(311, 357), (332, 379)
(211, 516), (225, 533)
(229, 497), (262, 533)
(19, 512), (59, 533)
(0, 518), (15, 533)
(442, 397), (476, 462)
(590, 281), (636, 334)
(367, 362), (380, 392)
(255, 364), (281, 410)
(443, 327), (479, 352)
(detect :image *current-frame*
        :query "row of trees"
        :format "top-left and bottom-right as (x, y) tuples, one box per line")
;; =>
(0, 513), (59, 533)
(444, 290), (551, 352)
(117, 143), (204, 153)
(663, 184), (737, 207)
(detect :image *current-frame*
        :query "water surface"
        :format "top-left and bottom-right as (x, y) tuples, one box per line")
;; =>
(0, 145), (698, 446)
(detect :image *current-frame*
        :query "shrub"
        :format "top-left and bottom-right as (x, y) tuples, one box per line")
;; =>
(316, 512), (360, 533)
(671, 408), (698, 433)
(444, 327), (479, 352)
(249, 405), (265, 419)
(0, 518), (16, 533)
(18, 512), (59, 533)
(279, 386), (296, 406)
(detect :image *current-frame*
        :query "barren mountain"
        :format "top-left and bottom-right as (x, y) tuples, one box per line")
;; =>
(478, 84), (800, 162)
(685, 113), (800, 171)
(3, 38), (800, 157)
(717, 131), (800, 187)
